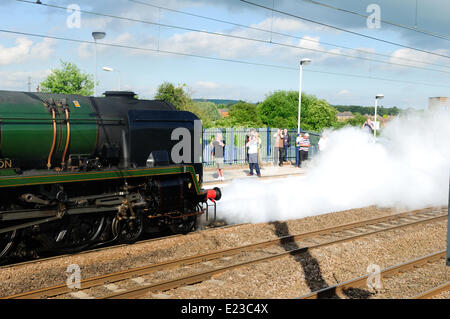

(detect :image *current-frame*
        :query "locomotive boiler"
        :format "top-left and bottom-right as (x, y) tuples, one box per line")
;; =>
(0, 90), (221, 262)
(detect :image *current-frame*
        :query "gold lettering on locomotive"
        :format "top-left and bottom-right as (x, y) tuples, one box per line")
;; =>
(0, 159), (13, 169)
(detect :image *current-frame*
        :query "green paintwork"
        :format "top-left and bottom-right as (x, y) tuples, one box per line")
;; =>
(0, 169), (16, 176)
(0, 165), (202, 195)
(0, 91), (98, 165)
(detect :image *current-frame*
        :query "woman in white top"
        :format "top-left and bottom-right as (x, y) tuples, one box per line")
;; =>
(246, 133), (261, 177)
(318, 132), (327, 152)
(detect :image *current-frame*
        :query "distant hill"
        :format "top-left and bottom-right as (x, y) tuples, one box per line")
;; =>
(193, 99), (240, 106)
(332, 105), (401, 116)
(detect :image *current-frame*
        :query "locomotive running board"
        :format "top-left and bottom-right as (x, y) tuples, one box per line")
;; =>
(0, 166), (202, 195)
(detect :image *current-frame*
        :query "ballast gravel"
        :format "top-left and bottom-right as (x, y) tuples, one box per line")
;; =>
(0, 206), (446, 299)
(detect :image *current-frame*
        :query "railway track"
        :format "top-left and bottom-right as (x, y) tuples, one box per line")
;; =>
(0, 222), (238, 270)
(413, 281), (450, 299)
(3, 207), (446, 299)
(299, 250), (448, 299)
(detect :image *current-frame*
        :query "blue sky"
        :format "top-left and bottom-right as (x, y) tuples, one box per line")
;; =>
(0, 0), (449, 109)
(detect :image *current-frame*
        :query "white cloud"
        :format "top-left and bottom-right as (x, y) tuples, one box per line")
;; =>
(193, 81), (220, 89)
(75, 15), (371, 69)
(0, 38), (33, 65)
(389, 48), (449, 68)
(190, 81), (263, 102)
(160, 27), (343, 65)
(77, 32), (136, 59)
(0, 69), (52, 91)
(0, 38), (56, 65)
(252, 17), (317, 33)
(31, 38), (56, 60)
(338, 89), (350, 96)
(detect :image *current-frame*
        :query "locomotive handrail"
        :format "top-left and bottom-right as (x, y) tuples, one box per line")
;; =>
(0, 117), (123, 122)
(133, 118), (194, 122)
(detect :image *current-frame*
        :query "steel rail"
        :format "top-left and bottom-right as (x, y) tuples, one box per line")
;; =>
(0, 223), (242, 270)
(299, 251), (446, 299)
(413, 281), (450, 299)
(4, 207), (446, 299)
(101, 211), (447, 299)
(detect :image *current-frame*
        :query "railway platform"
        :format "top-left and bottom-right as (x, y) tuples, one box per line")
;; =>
(203, 163), (305, 185)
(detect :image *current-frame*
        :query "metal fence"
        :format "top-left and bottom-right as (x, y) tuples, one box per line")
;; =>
(203, 128), (320, 166)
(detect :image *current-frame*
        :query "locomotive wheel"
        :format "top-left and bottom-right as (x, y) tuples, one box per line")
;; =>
(112, 213), (144, 244)
(0, 230), (17, 261)
(56, 215), (106, 253)
(169, 215), (198, 234)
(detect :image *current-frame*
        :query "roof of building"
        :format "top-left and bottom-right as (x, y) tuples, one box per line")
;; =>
(337, 111), (353, 117)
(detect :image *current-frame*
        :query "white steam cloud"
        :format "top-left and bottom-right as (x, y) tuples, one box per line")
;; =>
(217, 110), (450, 224)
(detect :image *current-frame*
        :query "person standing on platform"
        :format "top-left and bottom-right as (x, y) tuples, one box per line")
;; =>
(318, 132), (328, 152)
(283, 128), (290, 162)
(255, 131), (262, 167)
(211, 133), (225, 181)
(296, 133), (303, 167)
(273, 129), (282, 166)
(362, 118), (374, 135)
(299, 133), (311, 168)
(246, 132), (261, 177)
(278, 129), (285, 166)
(245, 134), (250, 163)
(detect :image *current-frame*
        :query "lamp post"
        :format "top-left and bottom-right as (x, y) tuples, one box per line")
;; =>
(298, 58), (311, 135)
(92, 32), (106, 97)
(374, 94), (384, 137)
(102, 66), (121, 91)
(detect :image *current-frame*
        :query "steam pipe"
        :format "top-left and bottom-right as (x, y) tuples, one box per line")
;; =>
(47, 109), (57, 169)
(61, 108), (71, 168)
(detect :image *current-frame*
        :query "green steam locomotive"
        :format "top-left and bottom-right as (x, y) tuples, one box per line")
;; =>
(0, 90), (221, 262)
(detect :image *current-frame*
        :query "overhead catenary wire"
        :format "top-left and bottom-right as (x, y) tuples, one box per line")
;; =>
(14, 0), (450, 75)
(239, 0), (450, 60)
(303, 0), (450, 42)
(1, 27), (450, 90)
(129, 0), (450, 70)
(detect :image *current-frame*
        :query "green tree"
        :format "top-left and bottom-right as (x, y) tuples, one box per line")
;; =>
(154, 82), (222, 128)
(257, 91), (299, 128)
(40, 60), (94, 96)
(154, 82), (191, 111)
(301, 98), (338, 131)
(348, 113), (368, 126)
(332, 113), (367, 129)
(224, 101), (263, 127)
(257, 90), (337, 131)
(334, 105), (401, 116)
(190, 101), (221, 128)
